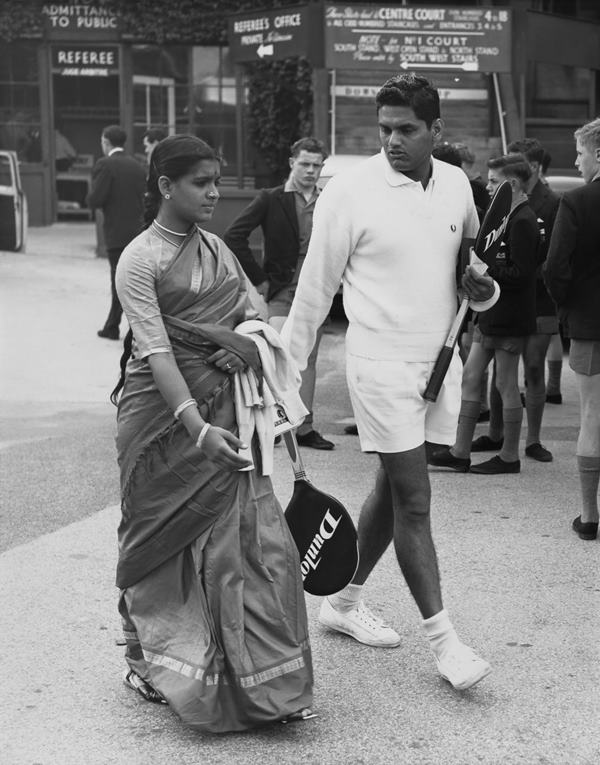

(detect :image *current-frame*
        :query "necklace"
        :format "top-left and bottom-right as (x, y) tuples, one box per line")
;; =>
(153, 219), (188, 237)
(151, 221), (186, 247)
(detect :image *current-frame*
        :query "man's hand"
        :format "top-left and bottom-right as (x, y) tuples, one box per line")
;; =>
(255, 280), (269, 299)
(461, 264), (495, 302)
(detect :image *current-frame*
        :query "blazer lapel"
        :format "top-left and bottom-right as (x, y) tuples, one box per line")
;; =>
(276, 187), (299, 238)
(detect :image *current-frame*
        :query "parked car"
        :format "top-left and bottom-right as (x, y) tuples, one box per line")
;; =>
(546, 174), (585, 195)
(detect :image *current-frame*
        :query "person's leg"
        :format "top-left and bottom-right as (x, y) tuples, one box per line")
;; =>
(451, 342), (494, 458)
(296, 325), (324, 437)
(523, 333), (552, 450)
(487, 362), (504, 442)
(546, 332), (564, 401)
(321, 462), (400, 646)
(101, 247), (124, 336)
(380, 447), (490, 688)
(575, 371), (600, 527)
(491, 348), (522, 462)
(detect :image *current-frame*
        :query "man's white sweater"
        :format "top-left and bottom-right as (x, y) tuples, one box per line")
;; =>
(281, 151), (485, 368)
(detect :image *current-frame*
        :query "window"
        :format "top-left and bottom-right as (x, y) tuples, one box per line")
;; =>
(0, 43), (41, 162)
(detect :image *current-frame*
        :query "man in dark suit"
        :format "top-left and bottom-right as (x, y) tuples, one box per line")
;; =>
(544, 117), (600, 541)
(87, 125), (146, 340)
(224, 137), (334, 450)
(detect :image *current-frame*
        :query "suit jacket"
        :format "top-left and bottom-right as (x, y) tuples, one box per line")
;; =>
(543, 177), (600, 340)
(223, 185), (300, 301)
(87, 150), (146, 250)
(478, 200), (539, 337)
(527, 179), (560, 317)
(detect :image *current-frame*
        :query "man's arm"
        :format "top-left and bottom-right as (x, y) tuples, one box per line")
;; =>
(543, 197), (576, 307)
(223, 191), (270, 287)
(86, 159), (111, 210)
(281, 183), (352, 371)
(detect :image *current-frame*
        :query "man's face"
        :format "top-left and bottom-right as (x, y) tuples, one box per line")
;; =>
(143, 136), (156, 159)
(100, 134), (110, 156)
(486, 167), (506, 197)
(575, 137), (600, 183)
(288, 150), (324, 191)
(378, 104), (441, 181)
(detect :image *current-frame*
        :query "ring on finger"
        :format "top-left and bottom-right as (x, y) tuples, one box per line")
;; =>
(225, 362), (231, 370)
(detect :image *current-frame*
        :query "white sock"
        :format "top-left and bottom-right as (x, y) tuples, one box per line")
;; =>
(422, 609), (461, 658)
(327, 583), (363, 613)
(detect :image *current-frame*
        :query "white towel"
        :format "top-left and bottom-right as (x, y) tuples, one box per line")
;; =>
(234, 320), (308, 475)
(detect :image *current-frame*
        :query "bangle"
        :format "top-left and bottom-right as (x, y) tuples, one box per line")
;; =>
(195, 422), (212, 450)
(173, 398), (197, 420)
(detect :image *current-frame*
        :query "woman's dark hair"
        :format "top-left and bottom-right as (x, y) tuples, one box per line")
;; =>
(143, 135), (220, 227)
(375, 73), (440, 128)
(111, 134), (220, 406)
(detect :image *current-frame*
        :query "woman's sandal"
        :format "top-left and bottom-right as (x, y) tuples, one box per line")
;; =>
(123, 669), (167, 705)
(281, 708), (317, 724)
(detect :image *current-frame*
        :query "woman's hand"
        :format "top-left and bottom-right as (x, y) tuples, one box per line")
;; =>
(206, 348), (246, 375)
(200, 425), (253, 471)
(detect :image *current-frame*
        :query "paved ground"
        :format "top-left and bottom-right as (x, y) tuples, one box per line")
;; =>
(0, 224), (598, 765)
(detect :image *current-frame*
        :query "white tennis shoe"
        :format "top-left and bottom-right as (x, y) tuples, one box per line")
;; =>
(436, 643), (491, 690)
(319, 598), (401, 647)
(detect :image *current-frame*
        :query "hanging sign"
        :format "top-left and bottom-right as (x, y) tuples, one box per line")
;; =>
(42, 2), (121, 40)
(51, 45), (120, 76)
(324, 5), (512, 72)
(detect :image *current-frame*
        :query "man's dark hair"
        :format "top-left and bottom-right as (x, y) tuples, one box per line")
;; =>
(290, 137), (328, 160)
(144, 127), (167, 144)
(507, 137), (544, 165)
(488, 153), (532, 187)
(541, 149), (552, 174)
(102, 125), (127, 148)
(375, 73), (440, 128)
(432, 142), (462, 167)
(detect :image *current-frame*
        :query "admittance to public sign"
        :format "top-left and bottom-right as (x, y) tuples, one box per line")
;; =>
(42, 2), (121, 40)
(325, 5), (512, 72)
(51, 46), (120, 76)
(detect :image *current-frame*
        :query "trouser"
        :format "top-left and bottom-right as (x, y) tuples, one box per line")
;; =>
(102, 246), (124, 333)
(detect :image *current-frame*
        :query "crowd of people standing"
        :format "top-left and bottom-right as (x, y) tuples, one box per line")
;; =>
(89, 71), (600, 735)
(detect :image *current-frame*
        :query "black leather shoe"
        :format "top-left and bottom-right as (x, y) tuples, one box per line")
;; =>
(471, 435), (504, 452)
(546, 393), (562, 404)
(97, 328), (119, 340)
(428, 446), (470, 472)
(296, 430), (335, 450)
(572, 515), (598, 540)
(470, 455), (520, 474)
(525, 443), (553, 462)
(344, 424), (359, 436)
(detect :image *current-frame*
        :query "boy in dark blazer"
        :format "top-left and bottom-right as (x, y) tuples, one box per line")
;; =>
(224, 137), (334, 450)
(544, 117), (600, 541)
(87, 125), (146, 340)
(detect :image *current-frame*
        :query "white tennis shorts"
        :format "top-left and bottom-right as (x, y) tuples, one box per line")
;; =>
(346, 350), (462, 453)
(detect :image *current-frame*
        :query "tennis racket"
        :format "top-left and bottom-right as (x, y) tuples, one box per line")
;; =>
(283, 430), (359, 596)
(423, 180), (512, 402)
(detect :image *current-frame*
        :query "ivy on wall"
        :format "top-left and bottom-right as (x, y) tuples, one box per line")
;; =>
(247, 58), (314, 183)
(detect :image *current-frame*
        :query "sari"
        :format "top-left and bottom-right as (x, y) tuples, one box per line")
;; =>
(115, 227), (313, 733)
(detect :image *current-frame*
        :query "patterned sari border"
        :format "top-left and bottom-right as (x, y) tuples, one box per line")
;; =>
(143, 647), (308, 689)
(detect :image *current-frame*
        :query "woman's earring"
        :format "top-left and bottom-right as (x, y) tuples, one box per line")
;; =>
(165, 193), (171, 200)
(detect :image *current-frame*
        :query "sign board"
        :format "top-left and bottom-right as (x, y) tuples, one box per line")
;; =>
(51, 46), (120, 77)
(42, 2), (121, 41)
(334, 85), (488, 100)
(324, 5), (512, 72)
(228, 4), (321, 64)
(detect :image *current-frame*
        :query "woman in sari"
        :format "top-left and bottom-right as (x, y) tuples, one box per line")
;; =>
(112, 135), (313, 733)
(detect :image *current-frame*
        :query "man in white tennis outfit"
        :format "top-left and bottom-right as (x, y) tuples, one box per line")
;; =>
(281, 74), (499, 690)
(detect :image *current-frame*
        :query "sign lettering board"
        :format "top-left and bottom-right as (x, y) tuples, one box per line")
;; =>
(228, 4), (322, 64)
(51, 46), (120, 77)
(324, 5), (512, 72)
(42, 2), (121, 41)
